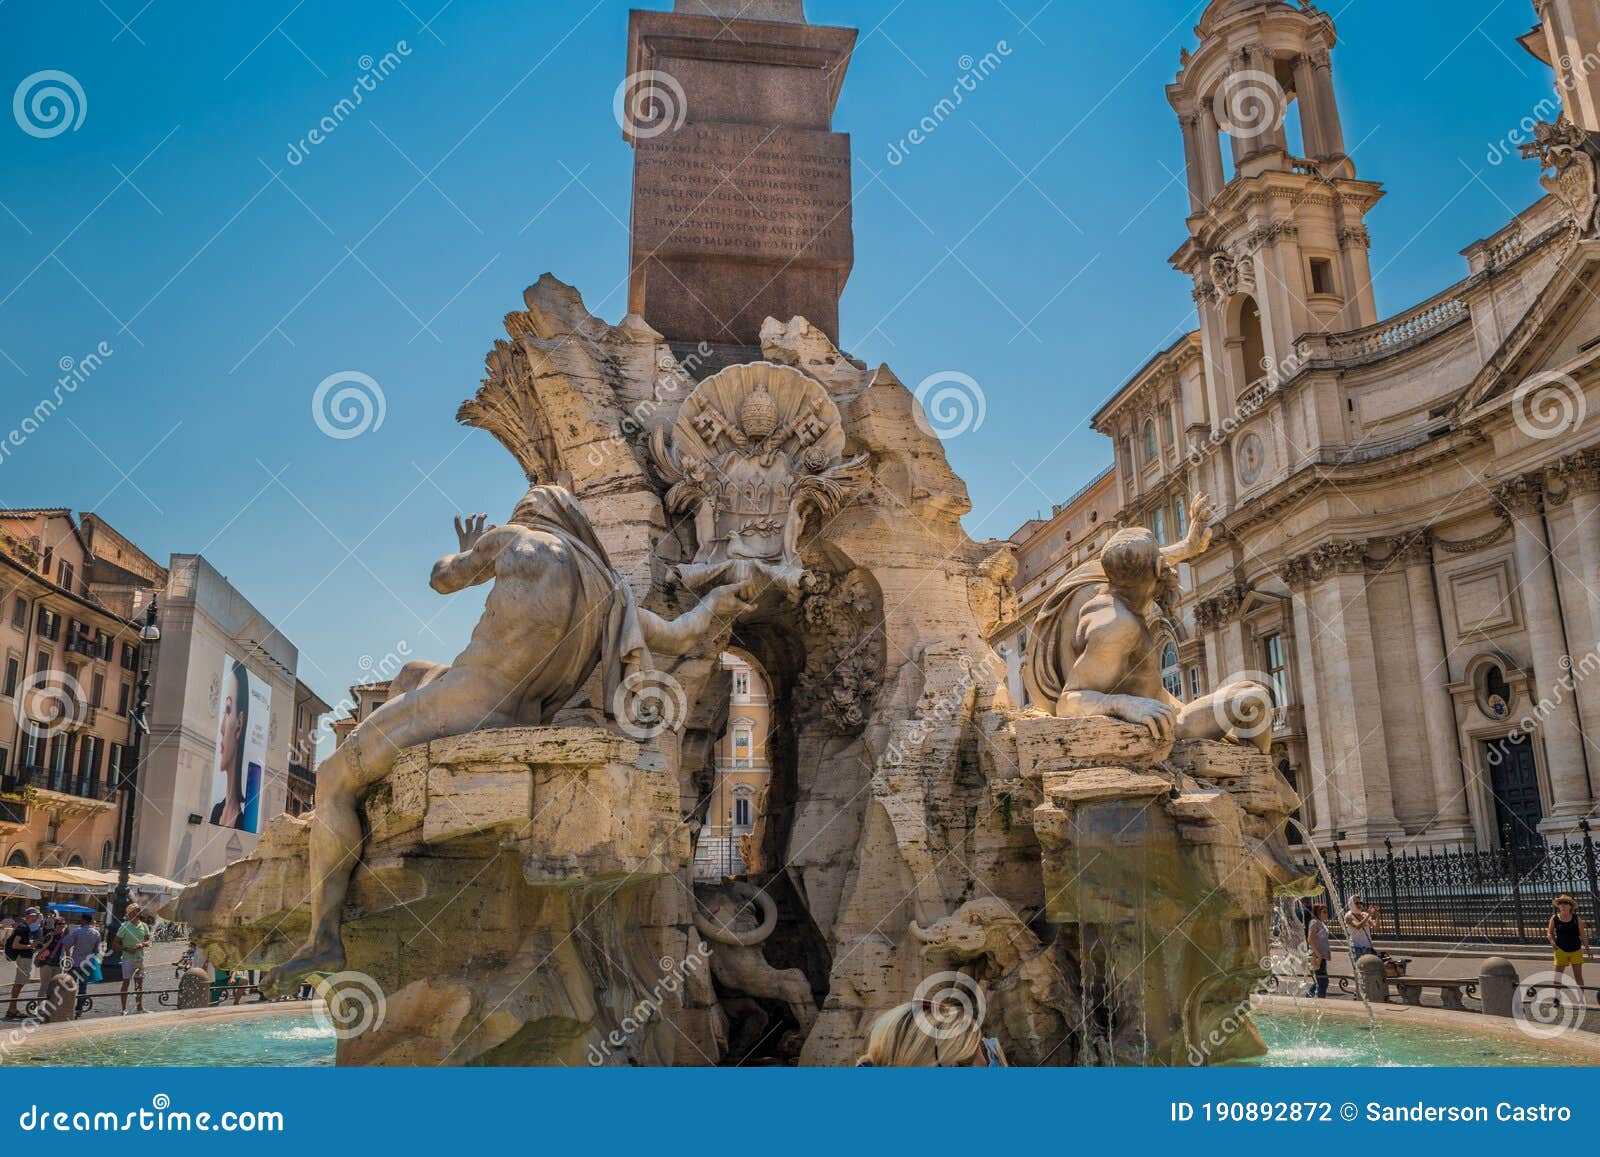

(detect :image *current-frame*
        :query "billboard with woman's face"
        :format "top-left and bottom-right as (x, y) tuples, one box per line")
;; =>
(208, 656), (271, 832)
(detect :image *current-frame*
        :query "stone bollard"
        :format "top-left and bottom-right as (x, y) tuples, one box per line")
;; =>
(1356, 954), (1388, 1005)
(1479, 956), (1519, 1018)
(41, 972), (78, 1023)
(178, 966), (212, 1010)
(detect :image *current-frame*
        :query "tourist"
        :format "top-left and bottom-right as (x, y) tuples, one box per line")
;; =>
(3, 907), (44, 1019)
(1306, 903), (1332, 998)
(34, 916), (68, 1010)
(1549, 895), (1589, 994)
(855, 1000), (1007, 1067)
(1344, 894), (1379, 963)
(114, 904), (151, 1015)
(62, 913), (102, 1013)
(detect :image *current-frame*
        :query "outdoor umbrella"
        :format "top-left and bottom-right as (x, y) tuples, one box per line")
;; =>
(44, 903), (96, 914)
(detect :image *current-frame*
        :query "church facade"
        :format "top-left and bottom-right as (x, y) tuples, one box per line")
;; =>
(1013, 0), (1600, 852)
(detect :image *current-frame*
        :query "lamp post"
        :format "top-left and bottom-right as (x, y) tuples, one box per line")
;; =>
(104, 598), (159, 970)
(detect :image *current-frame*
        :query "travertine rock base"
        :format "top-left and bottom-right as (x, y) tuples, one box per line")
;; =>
(173, 727), (712, 1067)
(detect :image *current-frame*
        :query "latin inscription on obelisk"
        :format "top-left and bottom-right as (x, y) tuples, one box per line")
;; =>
(625, 7), (856, 346)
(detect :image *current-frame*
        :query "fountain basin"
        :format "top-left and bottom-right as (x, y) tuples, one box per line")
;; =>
(1245, 993), (1600, 1067)
(0, 1002), (334, 1067)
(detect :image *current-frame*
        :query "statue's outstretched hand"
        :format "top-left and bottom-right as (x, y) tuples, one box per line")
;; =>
(454, 513), (494, 552)
(1183, 492), (1214, 554)
(705, 579), (759, 623)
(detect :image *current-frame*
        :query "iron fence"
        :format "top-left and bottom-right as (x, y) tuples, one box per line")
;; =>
(1295, 821), (1600, 945)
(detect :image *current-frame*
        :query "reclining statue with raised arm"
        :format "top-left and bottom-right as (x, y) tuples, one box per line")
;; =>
(1023, 493), (1270, 751)
(261, 483), (753, 996)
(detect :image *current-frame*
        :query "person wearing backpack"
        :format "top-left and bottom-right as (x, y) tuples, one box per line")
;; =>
(4, 907), (44, 1019)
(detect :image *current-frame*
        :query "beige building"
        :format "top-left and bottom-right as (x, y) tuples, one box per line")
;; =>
(288, 680), (332, 817)
(0, 510), (153, 888)
(329, 680), (393, 749)
(1075, 0), (1600, 852)
(694, 651), (774, 880)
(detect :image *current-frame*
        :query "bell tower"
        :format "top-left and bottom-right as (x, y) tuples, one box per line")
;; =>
(1168, 1), (1383, 417)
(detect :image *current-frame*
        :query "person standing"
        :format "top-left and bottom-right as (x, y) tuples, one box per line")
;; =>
(1344, 894), (1379, 964)
(1549, 895), (1589, 993)
(114, 904), (150, 1015)
(3, 907), (44, 1019)
(34, 916), (68, 1012)
(62, 913), (102, 1014)
(1306, 903), (1332, 998)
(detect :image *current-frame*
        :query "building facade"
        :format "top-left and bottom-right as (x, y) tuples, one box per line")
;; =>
(1075, 0), (1600, 852)
(0, 510), (150, 880)
(136, 554), (303, 882)
(694, 651), (774, 880)
(288, 680), (332, 817)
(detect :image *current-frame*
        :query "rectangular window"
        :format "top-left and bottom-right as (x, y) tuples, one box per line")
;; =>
(732, 669), (750, 701)
(733, 726), (753, 767)
(734, 797), (752, 828)
(57, 561), (73, 591)
(2, 657), (17, 698)
(118, 682), (130, 716)
(10, 598), (23, 630)
(1152, 508), (1168, 546)
(1309, 257), (1337, 296)
(90, 672), (104, 708)
(0, 747), (8, 774)
(1263, 634), (1290, 707)
(1188, 667), (1202, 699)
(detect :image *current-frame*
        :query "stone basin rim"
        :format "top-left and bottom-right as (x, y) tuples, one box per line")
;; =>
(1253, 992), (1600, 1060)
(6, 1000), (322, 1049)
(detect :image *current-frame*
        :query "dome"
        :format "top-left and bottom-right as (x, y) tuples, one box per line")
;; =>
(1197, 0), (1302, 37)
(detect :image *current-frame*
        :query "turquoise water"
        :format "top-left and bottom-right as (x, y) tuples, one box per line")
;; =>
(1245, 1011), (1591, 1068)
(2, 1015), (336, 1067)
(3, 1010), (1588, 1067)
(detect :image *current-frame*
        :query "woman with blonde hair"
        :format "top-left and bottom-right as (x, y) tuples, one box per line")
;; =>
(856, 999), (1007, 1067)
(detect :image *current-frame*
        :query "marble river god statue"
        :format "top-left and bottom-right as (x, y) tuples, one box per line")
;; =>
(261, 483), (753, 996)
(1024, 492), (1272, 752)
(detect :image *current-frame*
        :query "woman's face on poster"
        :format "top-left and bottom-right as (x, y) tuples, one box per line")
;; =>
(219, 688), (242, 776)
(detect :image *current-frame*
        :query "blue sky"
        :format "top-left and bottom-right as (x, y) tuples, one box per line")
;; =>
(0, 0), (1562, 712)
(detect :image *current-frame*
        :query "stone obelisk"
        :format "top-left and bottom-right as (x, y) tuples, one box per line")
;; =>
(624, 0), (856, 348)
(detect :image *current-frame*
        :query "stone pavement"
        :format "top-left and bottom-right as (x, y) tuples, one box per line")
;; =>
(0, 939), (264, 1024)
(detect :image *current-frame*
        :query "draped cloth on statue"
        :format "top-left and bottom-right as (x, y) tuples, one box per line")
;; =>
(509, 485), (650, 723)
(1022, 556), (1180, 711)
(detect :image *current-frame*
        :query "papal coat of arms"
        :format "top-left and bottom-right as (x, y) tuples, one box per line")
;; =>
(648, 362), (869, 597)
